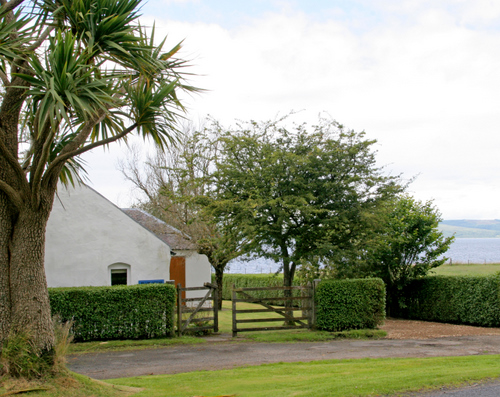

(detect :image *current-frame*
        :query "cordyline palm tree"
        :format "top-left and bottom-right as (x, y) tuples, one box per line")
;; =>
(0, 0), (197, 367)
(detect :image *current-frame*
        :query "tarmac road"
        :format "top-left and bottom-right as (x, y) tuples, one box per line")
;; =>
(68, 334), (500, 396)
(401, 380), (500, 397)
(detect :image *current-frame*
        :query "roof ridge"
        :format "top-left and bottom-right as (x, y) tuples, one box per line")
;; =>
(121, 208), (196, 250)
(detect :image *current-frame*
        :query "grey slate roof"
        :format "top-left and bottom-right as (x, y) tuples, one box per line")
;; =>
(121, 208), (196, 251)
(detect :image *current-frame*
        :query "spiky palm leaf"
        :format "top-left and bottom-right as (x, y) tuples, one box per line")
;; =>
(4, 0), (198, 189)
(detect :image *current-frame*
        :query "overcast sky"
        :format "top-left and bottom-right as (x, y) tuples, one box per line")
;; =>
(82, 0), (500, 220)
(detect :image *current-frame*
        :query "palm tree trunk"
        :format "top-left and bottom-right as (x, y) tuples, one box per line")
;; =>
(8, 204), (54, 354)
(0, 194), (13, 349)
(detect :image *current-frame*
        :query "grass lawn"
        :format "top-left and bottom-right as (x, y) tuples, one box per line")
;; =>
(107, 355), (500, 397)
(432, 263), (500, 276)
(0, 372), (138, 397)
(4, 355), (500, 396)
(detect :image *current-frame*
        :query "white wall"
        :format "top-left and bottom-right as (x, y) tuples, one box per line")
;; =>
(45, 184), (171, 287)
(175, 250), (212, 301)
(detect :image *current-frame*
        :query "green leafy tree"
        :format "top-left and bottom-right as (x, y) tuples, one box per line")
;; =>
(0, 0), (196, 367)
(210, 116), (402, 309)
(362, 195), (454, 313)
(120, 123), (242, 309)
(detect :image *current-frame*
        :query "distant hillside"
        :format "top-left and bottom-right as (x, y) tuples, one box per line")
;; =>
(438, 220), (500, 238)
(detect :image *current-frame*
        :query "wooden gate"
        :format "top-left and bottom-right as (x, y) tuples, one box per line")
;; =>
(231, 281), (319, 337)
(177, 282), (218, 336)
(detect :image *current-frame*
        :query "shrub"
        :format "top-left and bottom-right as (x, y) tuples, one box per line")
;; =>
(0, 330), (53, 379)
(397, 274), (500, 327)
(316, 278), (386, 331)
(49, 284), (176, 342)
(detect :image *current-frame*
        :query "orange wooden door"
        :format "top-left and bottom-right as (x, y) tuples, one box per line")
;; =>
(170, 256), (186, 300)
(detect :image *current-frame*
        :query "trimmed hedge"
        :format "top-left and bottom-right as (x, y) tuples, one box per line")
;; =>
(316, 278), (386, 331)
(214, 273), (300, 305)
(49, 284), (176, 342)
(397, 274), (500, 327)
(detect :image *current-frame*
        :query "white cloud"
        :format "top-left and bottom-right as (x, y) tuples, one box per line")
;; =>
(85, 3), (500, 219)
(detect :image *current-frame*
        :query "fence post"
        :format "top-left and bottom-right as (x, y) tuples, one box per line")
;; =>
(232, 283), (237, 337)
(177, 283), (182, 337)
(311, 278), (321, 327)
(213, 285), (219, 333)
(306, 282), (312, 329)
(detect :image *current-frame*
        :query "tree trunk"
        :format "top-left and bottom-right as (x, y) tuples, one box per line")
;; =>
(214, 265), (225, 311)
(0, 77), (26, 350)
(0, 194), (13, 349)
(8, 203), (54, 354)
(281, 245), (295, 325)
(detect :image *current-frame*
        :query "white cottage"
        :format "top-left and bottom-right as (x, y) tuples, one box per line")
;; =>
(44, 183), (211, 292)
(121, 208), (212, 294)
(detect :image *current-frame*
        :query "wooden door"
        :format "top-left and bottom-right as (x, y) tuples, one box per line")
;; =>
(170, 256), (186, 299)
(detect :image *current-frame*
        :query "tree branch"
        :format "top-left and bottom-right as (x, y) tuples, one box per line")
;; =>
(0, 128), (30, 192)
(27, 26), (54, 52)
(57, 112), (107, 158)
(0, 69), (9, 86)
(61, 123), (138, 161)
(0, 180), (23, 211)
(43, 123), (138, 186)
(31, 126), (55, 207)
(40, 111), (107, 188)
(0, 0), (24, 15)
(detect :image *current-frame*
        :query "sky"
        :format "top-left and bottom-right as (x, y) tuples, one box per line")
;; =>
(82, 0), (500, 220)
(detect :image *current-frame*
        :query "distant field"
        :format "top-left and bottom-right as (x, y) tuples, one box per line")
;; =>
(432, 263), (500, 276)
(439, 219), (500, 238)
(438, 223), (500, 238)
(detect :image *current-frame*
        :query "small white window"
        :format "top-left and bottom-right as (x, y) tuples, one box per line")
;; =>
(108, 263), (131, 286)
(111, 269), (127, 286)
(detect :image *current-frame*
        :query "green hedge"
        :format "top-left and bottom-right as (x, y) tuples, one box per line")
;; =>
(316, 278), (386, 331)
(214, 273), (300, 305)
(49, 284), (176, 342)
(397, 274), (500, 327)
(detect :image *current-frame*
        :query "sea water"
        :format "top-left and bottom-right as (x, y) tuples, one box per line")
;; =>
(441, 238), (500, 264)
(224, 238), (500, 274)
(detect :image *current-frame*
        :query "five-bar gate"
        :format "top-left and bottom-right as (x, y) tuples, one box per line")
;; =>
(177, 282), (218, 336)
(231, 281), (319, 337)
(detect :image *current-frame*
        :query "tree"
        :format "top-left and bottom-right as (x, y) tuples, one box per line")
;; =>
(0, 0), (196, 367)
(210, 116), (402, 306)
(361, 195), (454, 313)
(120, 123), (242, 309)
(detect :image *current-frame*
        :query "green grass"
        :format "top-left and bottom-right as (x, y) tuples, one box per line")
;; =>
(432, 263), (500, 276)
(0, 371), (138, 397)
(108, 355), (500, 397)
(69, 335), (205, 354)
(4, 355), (500, 396)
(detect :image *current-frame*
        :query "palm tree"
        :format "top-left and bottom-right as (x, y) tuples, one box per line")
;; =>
(0, 0), (197, 369)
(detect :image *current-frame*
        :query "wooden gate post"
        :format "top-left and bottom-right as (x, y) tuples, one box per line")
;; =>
(177, 283), (182, 336)
(305, 282), (312, 329)
(232, 283), (237, 337)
